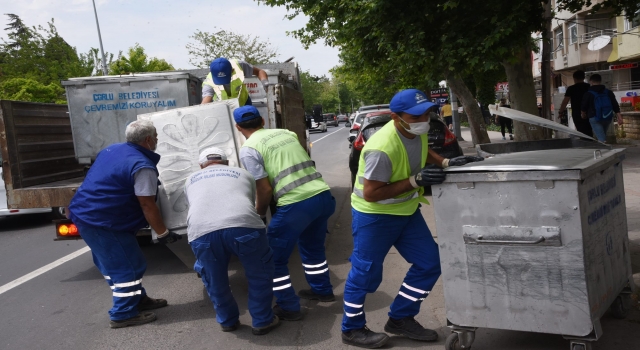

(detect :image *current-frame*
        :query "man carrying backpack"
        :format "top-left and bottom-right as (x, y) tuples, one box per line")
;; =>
(581, 74), (623, 142)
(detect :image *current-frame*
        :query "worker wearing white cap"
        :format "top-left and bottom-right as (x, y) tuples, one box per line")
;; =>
(184, 147), (280, 336)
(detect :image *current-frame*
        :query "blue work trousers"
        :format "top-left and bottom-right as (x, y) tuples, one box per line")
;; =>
(78, 224), (147, 321)
(190, 227), (275, 328)
(341, 208), (441, 331)
(269, 190), (336, 312)
(589, 117), (612, 142)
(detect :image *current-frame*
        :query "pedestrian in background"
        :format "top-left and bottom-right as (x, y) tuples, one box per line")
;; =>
(581, 73), (623, 143)
(68, 120), (181, 329)
(440, 99), (453, 130)
(495, 99), (513, 140)
(235, 105), (336, 322)
(559, 70), (593, 137)
(184, 147), (279, 335)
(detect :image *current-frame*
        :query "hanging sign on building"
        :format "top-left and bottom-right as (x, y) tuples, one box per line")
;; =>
(609, 63), (638, 70)
(495, 82), (509, 92)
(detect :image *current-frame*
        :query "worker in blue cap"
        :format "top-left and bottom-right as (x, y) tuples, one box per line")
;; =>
(201, 57), (269, 106)
(341, 89), (483, 348)
(234, 105), (336, 322)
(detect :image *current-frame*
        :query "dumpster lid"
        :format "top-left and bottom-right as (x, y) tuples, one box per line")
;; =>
(446, 148), (620, 172)
(489, 104), (601, 143)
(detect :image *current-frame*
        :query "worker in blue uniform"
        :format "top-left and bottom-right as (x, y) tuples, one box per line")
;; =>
(235, 105), (336, 322)
(341, 89), (483, 348)
(68, 120), (181, 329)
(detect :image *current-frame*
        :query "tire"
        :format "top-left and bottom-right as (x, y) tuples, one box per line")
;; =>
(445, 333), (466, 350)
(610, 294), (631, 319)
(571, 342), (592, 350)
(50, 207), (67, 220)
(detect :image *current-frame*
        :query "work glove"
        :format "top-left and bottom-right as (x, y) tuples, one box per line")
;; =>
(410, 167), (446, 188)
(157, 230), (182, 244)
(443, 155), (484, 168)
(261, 79), (270, 93)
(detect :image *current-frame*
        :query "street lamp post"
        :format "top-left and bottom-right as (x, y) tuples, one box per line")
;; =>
(92, 0), (109, 76)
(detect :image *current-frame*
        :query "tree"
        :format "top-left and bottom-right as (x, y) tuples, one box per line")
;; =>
(78, 47), (114, 77)
(109, 43), (174, 74)
(186, 28), (278, 68)
(0, 78), (65, 103)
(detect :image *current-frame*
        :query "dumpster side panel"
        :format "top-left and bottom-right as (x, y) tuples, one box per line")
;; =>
(138, 101), (240, 234)
(433, 176), (593, 336)
(65, 78), (193, 162)
(579, 160), (631, 320)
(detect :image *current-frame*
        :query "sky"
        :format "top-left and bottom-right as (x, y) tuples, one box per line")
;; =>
(0, 0), (341, 77)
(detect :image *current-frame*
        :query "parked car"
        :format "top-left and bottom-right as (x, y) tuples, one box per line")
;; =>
(358, 104), (390, 113)
(337, 114), (348, 123)
(348, 111), (463, 187)
(306, 114), (327, 133)
(348, 109), (391, 146)
(0, 154), (64, 218)
(324, 113), (339, 127)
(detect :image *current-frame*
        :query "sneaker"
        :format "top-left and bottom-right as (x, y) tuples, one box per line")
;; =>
(252, 316), (281, 335)
(502, 136), (506, 140)
(298, 289), (336, 302)
(273, 305), (303, 321)
(138, 295), (168, 311)
(384, 316), (438, 341)
(221, 320), (240, 332)
(509, 134), (514, 140)
(109, 311), (157, 329)
(342, 326), (389, 349)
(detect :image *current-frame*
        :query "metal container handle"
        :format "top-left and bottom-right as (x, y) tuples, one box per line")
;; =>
(475, 235), (546, 245)
(594, 150), (602, 159)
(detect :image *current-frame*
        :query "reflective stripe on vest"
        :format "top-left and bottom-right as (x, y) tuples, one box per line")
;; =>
(272, 160), (315, 188)
(352, 182), (419, 205)
(274, 172), (323, 201)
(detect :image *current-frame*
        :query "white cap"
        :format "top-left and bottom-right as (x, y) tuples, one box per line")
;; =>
(198, 147), (227, 164)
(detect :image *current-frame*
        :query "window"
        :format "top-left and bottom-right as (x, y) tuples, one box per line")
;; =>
(568, 23), (578, 44)
(555, 29), (564, 52)
(625, 9), (640, 30)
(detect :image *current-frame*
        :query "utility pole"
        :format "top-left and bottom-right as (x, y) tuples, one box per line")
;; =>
(541, 0), (552, 128)
(449, 88), (464, 141)
(92, 0), (109, 76)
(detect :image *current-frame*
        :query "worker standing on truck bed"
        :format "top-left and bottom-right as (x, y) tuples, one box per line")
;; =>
(201, 57), (269, 106)
(342, 89), (483, 348)
(184, 147), (280, 335)
(68, 120), (182, 329)
(235, 105), (336, 322)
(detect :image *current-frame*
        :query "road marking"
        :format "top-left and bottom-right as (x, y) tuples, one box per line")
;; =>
(0, 246), (91, 295)
(311, 127), (347, 145)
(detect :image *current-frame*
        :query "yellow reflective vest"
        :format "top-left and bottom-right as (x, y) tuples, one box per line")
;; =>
(202, 59), (250, 106)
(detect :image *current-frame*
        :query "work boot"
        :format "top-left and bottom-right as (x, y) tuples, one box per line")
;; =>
(384, 316), (438, 341)
(137, 295), (168, 311)
(252, 316), (281, 335)
(273, 304), (303, 321)
(109, 311), (157, 329)
(221, 320), (240, 332)
(298, 289), (336, 302)
(341, 326), (389, 349)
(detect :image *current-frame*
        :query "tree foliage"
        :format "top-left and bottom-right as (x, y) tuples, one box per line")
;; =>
(0, 78), (65, 103)
(109, 43), (174, 74)
(186, 28), (279, 68)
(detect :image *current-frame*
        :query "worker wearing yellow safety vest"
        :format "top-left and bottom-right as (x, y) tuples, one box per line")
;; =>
(201, 57), (269, 106)
(234, 105), (336, 323)
(341, 89), (483, 349)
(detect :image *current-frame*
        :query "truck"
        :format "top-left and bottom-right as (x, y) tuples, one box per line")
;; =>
(0, 61), (308, 249)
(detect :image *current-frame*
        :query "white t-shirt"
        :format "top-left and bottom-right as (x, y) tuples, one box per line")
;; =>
(183, 164), (265, 242)
(133, 168), (158, 196)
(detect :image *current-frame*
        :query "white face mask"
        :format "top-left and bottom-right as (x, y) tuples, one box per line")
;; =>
(400, 119), (430, 135)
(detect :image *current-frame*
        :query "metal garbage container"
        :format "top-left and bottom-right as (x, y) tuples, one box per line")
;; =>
(432, 147), (634, 350)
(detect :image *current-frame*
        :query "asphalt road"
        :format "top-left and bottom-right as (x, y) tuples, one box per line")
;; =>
(1, 122), (638, 350)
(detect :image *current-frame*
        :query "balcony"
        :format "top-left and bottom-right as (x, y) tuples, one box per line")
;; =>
(580, 29), (617, 44)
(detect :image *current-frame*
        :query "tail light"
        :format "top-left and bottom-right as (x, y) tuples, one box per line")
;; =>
(443, 127), (457, 146)
(56, 222), (80, 238)
(353, 133), (366, 151)
(352, 124), (360, 130)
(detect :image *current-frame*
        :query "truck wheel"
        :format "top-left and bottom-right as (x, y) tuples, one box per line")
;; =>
(610, 294), (631, 319)
(50, 207), (67, 220)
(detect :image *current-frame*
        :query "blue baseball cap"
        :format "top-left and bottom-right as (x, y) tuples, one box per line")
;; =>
(390, 89), (437, 116)
(233, 105), (262, 124)
(210, 58), (232, 85)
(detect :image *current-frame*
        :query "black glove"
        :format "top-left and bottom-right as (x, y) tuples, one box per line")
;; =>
(411, 167), (446, 187)
(157, 230), (182, 244)
(448, 155), (484, 167)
